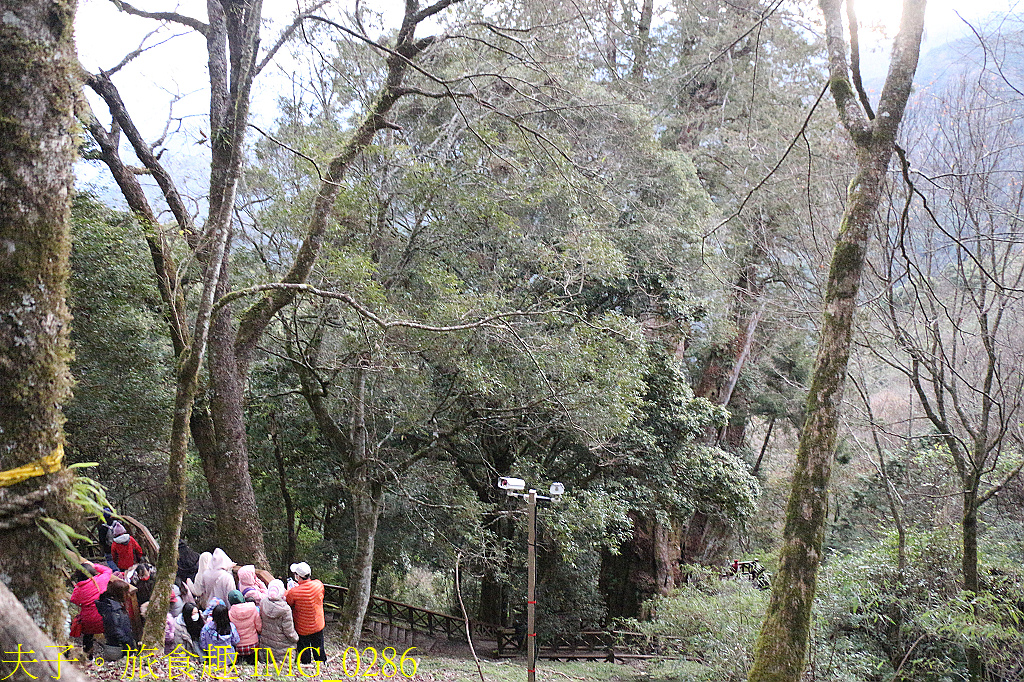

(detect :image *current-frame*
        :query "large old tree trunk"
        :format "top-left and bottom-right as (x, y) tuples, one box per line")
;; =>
(652, 521), (679, 595)
(746, 1), (926, 680)
(0, 0), (77, 637)
(684, 261), (765, 566)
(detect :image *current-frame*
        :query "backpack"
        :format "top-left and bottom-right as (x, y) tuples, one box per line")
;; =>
(97, 521), (116, 551)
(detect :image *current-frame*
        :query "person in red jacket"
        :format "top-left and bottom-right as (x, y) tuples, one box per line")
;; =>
(70, 561), (113, 655)
(110, 521), (144, 571)
(285, 562), (325, 664)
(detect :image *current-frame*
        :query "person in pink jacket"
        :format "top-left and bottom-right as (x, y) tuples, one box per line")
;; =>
(70, 561), (113, 655)
(237, 565), (266, 603)
(227, 589), (261, 665)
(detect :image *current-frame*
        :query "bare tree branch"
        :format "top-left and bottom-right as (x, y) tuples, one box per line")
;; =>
(216, 282), (561, 333)
(703, 80), (830, 239)
(109, 0), (208, 35)
(83, 69), (199, 246)
(104, 27), (185, 76)
(255, 0), (331, 75)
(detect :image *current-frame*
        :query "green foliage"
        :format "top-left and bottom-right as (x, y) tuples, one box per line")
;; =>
(65, 194), (174, 516)
(238, 17), (736, 627)
(35, 462), (116, 568)
(610, 531), (1024, 681)
(816, 529), (1024, 680)
(621, 571), (769, 682)
(374, 566), (453, 613)
(604, 354), (760, 521)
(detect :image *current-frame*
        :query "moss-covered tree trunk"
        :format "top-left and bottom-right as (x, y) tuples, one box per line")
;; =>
(962, 484), (982, 680)
(0, 0), (77, 637)
(747, 1), (926, 680)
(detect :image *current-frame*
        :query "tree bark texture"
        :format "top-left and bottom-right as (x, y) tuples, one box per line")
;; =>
(0, 581), (89, 682)
(652, 521), (677, 595)
(198, 289), (270, 568)
(747, 1), (925, 680)
(340, 482), (384, 645)
(0, 0), (77, 636)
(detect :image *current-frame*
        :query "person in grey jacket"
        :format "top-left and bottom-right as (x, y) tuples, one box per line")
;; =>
(259, 579), (298, 663)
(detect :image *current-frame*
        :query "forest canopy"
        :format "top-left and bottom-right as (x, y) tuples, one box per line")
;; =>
(2, 0), (1023, 681)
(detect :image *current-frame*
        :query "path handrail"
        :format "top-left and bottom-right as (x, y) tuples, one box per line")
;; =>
(322, 583), (504, 643)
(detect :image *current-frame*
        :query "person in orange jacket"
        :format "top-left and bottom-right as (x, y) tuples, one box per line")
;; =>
(285, 562), (325, 664)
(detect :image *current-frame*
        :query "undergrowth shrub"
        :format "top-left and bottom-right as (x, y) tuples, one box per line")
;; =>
(815, 528), (1024, 681)
(620, 566), (768, 681)
(623, 532), (1023, 681)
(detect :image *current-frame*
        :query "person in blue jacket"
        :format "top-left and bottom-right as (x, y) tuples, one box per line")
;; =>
(200, 604), (240, 657)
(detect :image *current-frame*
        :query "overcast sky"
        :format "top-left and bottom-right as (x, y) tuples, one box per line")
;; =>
(74, 0), (1018, 204)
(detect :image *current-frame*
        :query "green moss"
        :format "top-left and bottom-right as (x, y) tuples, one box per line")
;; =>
(0, 0), (78, 638)
(828, 76), (855, 103)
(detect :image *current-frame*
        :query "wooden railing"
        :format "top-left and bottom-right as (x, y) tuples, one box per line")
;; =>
(322, 584), (504, 644)
(496, 629), (685, 662)
(322, 584), (684, 664)
(723, 559), (772, 590)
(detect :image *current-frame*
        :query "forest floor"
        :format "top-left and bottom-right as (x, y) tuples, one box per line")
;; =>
(70, 626), (655, 682)
(71, 651), (653, 682)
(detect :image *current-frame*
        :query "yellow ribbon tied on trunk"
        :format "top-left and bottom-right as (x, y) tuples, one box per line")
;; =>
(0, 443), (64, 488)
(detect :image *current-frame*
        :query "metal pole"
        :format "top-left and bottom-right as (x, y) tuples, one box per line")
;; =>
(527, 489), (537, 682)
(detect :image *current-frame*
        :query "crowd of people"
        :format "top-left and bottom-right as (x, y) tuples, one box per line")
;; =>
(69, 515), (326, 667)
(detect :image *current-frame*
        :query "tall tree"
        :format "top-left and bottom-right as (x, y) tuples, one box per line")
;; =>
(747, 0), (927, 680)
(863, 65), (1024, 679)
(608, 0), (837, 568)
(82, 0), (479, 579)
(0, 0), (78, 636)
(79, 0), (267, 646)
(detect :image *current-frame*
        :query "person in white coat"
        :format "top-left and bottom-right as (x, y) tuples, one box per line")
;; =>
(187, 551), (212, 604)
(201, 548), (236, 606)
